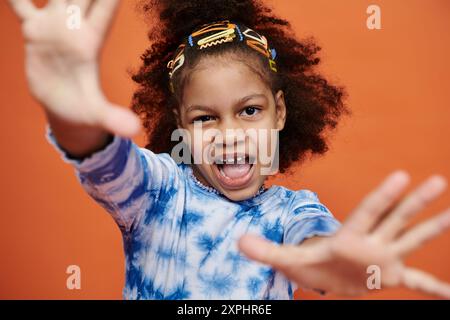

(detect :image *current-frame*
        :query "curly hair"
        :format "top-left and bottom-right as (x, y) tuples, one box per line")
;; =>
(131, 0), (349, 173)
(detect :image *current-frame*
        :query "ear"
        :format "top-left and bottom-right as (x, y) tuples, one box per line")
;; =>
(274, 90), (287, 131)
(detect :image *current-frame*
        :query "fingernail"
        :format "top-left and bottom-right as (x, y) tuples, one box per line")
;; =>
(391, 170), (410, 183)
(430, 175), (447, 189)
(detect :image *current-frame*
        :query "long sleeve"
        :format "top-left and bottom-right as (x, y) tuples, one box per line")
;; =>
(284, 189), (341, 245)
(45, 125), (179, 235)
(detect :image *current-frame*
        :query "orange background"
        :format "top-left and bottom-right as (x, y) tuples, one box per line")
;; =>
(1, 0), (449, 299)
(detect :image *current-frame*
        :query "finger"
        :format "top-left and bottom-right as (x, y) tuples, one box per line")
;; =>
(342, 171), (410, 234)
(70, 0), (92, 13)
(88, 0), (120, 35)
(8, 0), (37, 20)
(47, 0), (65, 9)
(97, 103), (142, 138)
(374, 175), (447, 240)
(402, 267), (450, 299)
(238, 234), (298, 271)
(392, 208), (450, 256)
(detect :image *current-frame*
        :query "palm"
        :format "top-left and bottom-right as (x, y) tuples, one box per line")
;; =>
(10, 0), (140, 137)
(286, 228), (404, 296)
(240, 171), (450, 298)
(22, 2), (103, 63)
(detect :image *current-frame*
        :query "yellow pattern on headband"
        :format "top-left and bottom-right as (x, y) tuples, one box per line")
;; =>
(167, 20), (278, 93)
(193, 22), (237, 49)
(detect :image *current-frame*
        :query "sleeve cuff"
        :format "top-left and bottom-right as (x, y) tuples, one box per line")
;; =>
(284, 214), (341, 246)
(45, 124), (123, 173)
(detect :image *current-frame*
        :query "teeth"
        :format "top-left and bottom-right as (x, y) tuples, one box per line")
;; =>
(221, 156), (246, 164)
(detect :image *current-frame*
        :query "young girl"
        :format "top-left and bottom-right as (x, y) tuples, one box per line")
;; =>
(9, 0), (450, 299)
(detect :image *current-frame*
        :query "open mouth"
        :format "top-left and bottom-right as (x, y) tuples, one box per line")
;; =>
(212, 155), (256, 190)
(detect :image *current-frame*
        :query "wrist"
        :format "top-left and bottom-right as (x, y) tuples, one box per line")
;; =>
(45, 109), (112, 158)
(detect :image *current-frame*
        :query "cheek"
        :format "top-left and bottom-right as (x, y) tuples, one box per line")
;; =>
(248, 113), (279, 144)
(248, 126), (279, 170)
(251, 109), (279, 129)
(187, 129), (216, 165)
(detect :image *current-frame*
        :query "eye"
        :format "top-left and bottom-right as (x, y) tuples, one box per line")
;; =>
(240, 106), (261, 117)
(192, 115), (216, 123)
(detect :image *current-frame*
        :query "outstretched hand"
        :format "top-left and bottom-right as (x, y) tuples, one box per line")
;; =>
(239, 171), (450, 298)
(9, 0), (140, 137)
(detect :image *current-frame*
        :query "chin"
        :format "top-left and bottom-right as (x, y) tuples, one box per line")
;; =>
(219, 183), (264, 201)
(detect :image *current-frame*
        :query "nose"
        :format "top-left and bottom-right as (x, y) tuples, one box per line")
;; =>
(214, 119), (247, 154)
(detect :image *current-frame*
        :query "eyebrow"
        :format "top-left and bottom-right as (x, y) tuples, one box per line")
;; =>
(186, 93), (267, 113)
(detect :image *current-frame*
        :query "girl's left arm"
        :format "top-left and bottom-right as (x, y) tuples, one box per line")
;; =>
(239, 171), (450, 298)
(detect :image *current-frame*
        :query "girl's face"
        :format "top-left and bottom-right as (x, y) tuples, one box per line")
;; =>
(177, 55), (286, 201)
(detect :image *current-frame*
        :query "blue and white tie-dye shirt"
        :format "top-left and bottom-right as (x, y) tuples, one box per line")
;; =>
(46, 126), (341, 300)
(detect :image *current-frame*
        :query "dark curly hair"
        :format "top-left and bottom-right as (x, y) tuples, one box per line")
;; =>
(131, 0), (349, 173)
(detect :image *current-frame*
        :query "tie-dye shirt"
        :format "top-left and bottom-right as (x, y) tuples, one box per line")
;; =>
(46, 126), (341, 300)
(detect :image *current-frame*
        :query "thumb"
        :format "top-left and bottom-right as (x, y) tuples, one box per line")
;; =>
(238, 234), (296, 270)
(98, 103), (142, 138)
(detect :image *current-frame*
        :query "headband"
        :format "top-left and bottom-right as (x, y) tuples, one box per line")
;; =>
(167, 20), (278, 93)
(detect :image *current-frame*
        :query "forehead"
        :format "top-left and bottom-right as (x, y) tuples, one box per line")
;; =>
(181, 55), (271, 108)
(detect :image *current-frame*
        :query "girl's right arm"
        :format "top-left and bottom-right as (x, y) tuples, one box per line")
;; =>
(9, 0), (141, 158)
(9, 0), (175, 233)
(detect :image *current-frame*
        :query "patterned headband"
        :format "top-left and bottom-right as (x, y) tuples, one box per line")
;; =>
(167, 20), (278, 93)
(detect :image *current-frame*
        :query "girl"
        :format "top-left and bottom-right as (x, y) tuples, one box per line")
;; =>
(9, 0), (450, 299)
